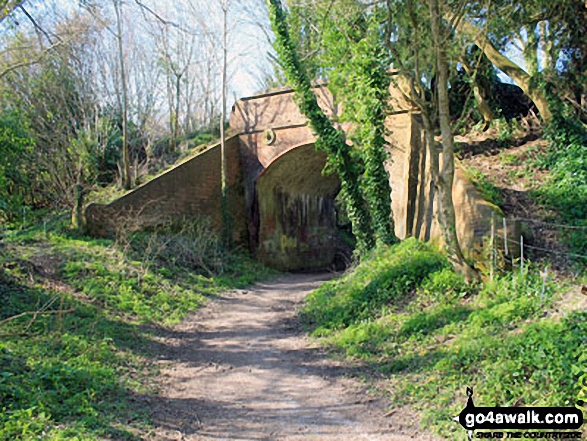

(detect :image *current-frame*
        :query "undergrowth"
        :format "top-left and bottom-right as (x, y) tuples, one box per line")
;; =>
(0, 216), (273, 440)
(530, 99), (587, 260)
(302, 238), (586, 439)
(462, 165), (504, 207)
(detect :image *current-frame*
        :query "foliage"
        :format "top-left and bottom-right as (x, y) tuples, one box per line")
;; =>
(118, 217), (274, 287)
(302, 238), (583, 437)
(0, 110), (34, 221)
(463, 165), (504, 207)
(531, 91), (587, 257)
(0, 219), (273, 439)
(0, 280), (152, 440)
(324, 14), (397, 246)
(302, 238), (447, 331)
(0, 26), (106, 209)
(267, 0), (373, 253)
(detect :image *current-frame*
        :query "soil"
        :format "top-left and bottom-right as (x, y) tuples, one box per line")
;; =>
(456, 131), (582, 271)
(146, 273), (440, 441)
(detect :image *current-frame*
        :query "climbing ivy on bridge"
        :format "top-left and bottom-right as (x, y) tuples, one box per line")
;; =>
(325, 17), (398, 246)
(267, 0), (399, 252)
(267, 0), (374, 253)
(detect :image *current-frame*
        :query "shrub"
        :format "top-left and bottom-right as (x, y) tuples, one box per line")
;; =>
(302, 238), (447, 332)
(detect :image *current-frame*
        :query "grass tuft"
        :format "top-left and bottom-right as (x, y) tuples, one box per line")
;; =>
(0, 220), (273, 440)
(302, 238), (586, 438)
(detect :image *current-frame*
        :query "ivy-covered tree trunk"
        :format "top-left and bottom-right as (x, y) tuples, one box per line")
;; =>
(267, 0), (374, 253)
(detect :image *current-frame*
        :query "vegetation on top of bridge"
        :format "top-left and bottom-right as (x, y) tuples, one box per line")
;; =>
(267, 0), (397, 254)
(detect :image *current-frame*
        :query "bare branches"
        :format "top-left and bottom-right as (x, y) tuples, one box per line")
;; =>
(0, 0), (25, 23)
(0, 41), (62, 80)
(19, 5), (59, 45)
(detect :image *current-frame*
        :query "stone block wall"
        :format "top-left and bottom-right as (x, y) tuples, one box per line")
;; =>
(385, 112), (517, 259)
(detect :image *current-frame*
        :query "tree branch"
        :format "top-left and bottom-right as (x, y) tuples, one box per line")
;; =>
(0, 0), (25, 23)
(0, 42), (62, 80)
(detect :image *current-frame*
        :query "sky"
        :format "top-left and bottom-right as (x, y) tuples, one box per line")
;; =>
(1, 0), (276, 100)
(130, 0), (276, 99)
(2, 0), (539, 107)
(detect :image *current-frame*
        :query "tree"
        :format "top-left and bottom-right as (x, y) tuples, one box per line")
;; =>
(0, 110), (33, 220)
(451, 12), (552, 121)
(0, 0), (24, 22)
(457, 47), (496, 128)
(429, 0), (477, 280)
(154, 23), (195, 151)
(267, 0), (374, 253)
(113, 0), (132, 190)
(322, 12), (398, 246)
(220, 0), (230, 243)
(0, 12), (108, 208)
(452, 1), (587, 123)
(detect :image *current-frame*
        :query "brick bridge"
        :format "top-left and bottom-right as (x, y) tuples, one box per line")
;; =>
(86, 85), (500, 271)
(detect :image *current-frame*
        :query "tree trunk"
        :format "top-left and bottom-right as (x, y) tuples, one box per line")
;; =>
(220, 0), (230, 244)
(452, 15), (552, 121)
(71, 184), (84, 231)
(460, 57), (495, 127)
(114, 0), (132, 190)
(175, 73), (181, 149)
(431, 0), (478, 281)
(538, 21), (553, 73)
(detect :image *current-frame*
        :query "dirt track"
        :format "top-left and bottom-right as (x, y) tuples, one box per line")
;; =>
(148, 273), (438, 441)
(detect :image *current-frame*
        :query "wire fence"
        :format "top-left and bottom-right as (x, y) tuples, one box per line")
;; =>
(511, 217), (587, 230)
(488, 214), (587, 285)
(485, 214), (587, 307)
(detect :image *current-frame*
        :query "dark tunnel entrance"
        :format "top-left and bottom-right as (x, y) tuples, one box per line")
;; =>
(253, 144), (344, 271)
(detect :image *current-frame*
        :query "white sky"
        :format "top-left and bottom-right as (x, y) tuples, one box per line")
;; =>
(2, 0), (276, 100)
(3, 1), (539, 105)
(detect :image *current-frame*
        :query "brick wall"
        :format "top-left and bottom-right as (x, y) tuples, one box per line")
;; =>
(85, 135), (247, 246)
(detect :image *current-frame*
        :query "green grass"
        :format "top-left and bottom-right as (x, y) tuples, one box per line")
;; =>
(302, 238), (586, 439)
(0, 218), (273, 440)
(463, 165), (504, 207)
(529, 112), (587, 260)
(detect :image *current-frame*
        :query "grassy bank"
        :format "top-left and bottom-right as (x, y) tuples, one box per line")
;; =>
(302, 238), (587, 438)
(0, 218), (273, 440)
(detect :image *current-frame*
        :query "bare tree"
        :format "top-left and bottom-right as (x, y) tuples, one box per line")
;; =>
(220, 0), (230, 242)
(113, 0), (132, 190)
(154, 22), (195, 150)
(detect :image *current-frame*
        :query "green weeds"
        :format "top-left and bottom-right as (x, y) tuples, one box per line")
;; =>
(462, 166), (504, 207)
(302, 239), (585, 438)
(0, 219), (273, 440)
(530, 104), (587, 259)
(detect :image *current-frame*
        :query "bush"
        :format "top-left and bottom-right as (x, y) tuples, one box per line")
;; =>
(531, 94), (587, 259)
(302, 238), (447, 332)
(301, 237), (578, 438)
(125, 218), (227, 277)
(0, 111), (34, 221)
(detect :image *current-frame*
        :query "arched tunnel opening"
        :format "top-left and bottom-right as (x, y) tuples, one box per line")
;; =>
(253, 144), (351, 271)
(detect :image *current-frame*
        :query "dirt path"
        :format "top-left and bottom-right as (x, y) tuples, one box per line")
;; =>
(148, 273), (437, 441)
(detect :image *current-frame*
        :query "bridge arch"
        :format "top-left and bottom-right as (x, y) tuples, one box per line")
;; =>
(253, 143), (342, 271)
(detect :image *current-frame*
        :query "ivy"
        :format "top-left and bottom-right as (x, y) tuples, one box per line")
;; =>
(267, 0), (374, 253)
(327, 18), (398, 246)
